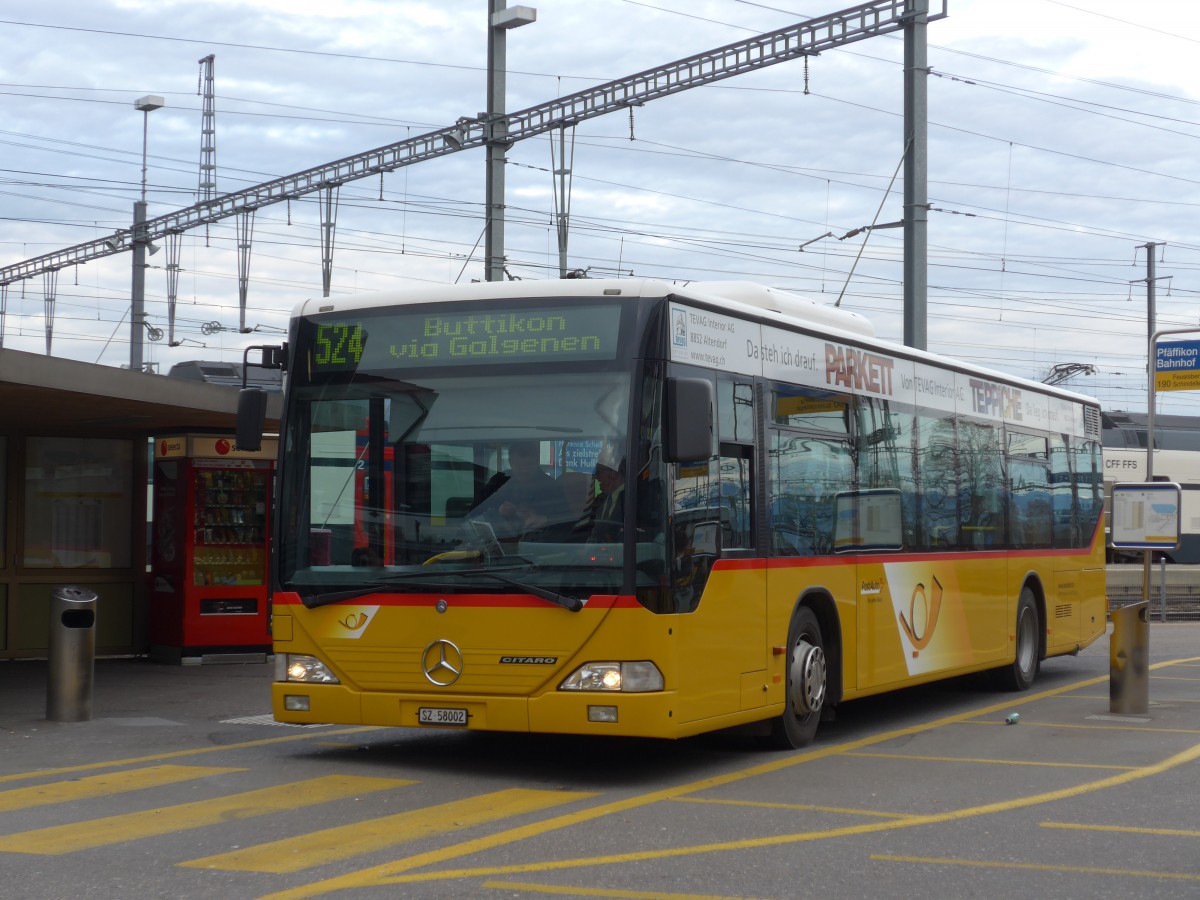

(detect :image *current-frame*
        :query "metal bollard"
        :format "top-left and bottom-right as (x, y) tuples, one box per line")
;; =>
(1109, 600), (1149, 716)
(46, 586), (98, 722)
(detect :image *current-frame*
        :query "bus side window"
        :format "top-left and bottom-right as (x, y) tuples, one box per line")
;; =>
(768, 386), (853, 554)
(770, 431), (852, 556)
(716, 378), (755, 551)
(916, 410), (959, 549)
(670, 458), (719, 612)
(1049, 434), (1074, 546)
(718, 445), (752, 550)
(856, 398), (916, 549)
(1008, 431), (1051, 548)
(1077, 441), (1104, 544)
(958, 419), (1005, 548)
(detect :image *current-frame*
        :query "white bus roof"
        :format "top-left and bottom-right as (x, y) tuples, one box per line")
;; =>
(290, 278), (1098, 409)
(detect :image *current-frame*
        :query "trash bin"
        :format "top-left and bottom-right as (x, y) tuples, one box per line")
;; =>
(46, 586), (98, 722)
(1109, 600), (1149, 716)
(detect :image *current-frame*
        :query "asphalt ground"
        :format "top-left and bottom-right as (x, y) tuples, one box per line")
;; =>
(0, 623), (1198, 899)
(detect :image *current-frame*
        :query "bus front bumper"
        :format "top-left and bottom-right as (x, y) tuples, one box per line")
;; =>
(272, 682), (685, 738)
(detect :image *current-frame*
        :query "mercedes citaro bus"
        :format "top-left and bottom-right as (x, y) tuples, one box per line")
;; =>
(236, 278), (1106, 748)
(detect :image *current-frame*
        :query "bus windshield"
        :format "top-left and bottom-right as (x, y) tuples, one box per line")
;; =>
(278, 363), (636, 604)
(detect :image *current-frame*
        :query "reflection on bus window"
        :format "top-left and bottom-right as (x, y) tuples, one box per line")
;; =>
(1007, 431), (1051, 549)
(959, 420), (1005, 548)
(283, 370), (633, 594)
(770, 432), (853, 556)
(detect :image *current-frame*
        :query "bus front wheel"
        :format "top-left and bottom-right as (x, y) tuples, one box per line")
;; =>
(993, 587), (1041, 691)
(767, 606), (826, 749)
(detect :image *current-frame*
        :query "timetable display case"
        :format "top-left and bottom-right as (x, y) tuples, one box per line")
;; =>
(149, 435), (276, 662)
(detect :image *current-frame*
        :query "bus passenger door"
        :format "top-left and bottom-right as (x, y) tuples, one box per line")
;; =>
(1051, 436), (1106, 648)
(671, 385), (766, 723)
(855, 557), (909, 690)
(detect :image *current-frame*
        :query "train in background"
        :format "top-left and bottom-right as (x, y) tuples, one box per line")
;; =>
(1103, 410), (1200, 563)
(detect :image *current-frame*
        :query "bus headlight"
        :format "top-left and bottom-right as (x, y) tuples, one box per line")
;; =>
(559, 661), (663, 692)
(276, 653), (340, 684)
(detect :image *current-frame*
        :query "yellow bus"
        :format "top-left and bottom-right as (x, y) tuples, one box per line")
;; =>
(239, 278), (1107, 747)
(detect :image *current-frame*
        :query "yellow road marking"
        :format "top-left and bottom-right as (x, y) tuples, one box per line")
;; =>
(1042, 821), (1200, 838)
(183, 788), (594, 873)
(253, 671), (1111, 898)
(5, 657), (1192, 893)
(1045, 694), (1200, 703)
(336, 739), (1200, 890)
(844, 751), (1134, 771)
(0, 775), (410, 855)
(0, 765), (243, 812)
(669, 796), (911, 819)
(871, 853), (1200, 881)
(1044, 694), (1109, 700)
(961, 720), (1200, 734)
(259, 661), (1200, 899)
(483, 881), (773, 899)
(0, 727), (380, 785)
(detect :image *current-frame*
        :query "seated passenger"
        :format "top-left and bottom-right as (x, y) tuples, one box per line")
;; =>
(575, 446), (626, 543)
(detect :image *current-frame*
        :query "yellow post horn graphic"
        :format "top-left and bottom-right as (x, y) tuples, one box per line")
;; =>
(338, 612), (370, 631)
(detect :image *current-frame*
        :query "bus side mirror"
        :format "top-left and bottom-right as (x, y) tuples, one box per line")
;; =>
(236, 388), (268, 452)
(243, 342), (288, 376)
(666, 377), (713, 462)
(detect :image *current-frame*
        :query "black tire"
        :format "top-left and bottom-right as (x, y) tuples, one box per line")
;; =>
(994, 587), (1040, 691)
(765, 605), (827, 749)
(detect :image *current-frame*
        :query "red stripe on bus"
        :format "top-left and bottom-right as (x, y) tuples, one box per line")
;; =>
(272, 591), (638, 609)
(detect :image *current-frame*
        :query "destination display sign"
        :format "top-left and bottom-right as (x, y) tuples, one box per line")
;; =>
(306, 304), (622, 373)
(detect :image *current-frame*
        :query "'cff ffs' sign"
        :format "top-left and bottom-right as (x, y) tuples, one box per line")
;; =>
(1155, 340), (1200, 392)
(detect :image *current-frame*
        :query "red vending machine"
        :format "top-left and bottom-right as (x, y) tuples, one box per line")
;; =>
(149, 434), (276, 663)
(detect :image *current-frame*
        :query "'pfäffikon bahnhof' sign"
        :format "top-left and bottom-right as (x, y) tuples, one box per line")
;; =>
(1156, 340), (1200, 392)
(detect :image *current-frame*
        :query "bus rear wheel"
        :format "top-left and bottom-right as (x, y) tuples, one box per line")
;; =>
(993, 587), (1040, 691)
(766, 606), (826, 749)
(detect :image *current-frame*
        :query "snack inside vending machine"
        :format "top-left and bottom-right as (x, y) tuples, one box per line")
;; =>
(149, 434), (276, 663)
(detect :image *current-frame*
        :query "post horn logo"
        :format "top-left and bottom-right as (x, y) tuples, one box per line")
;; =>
(338, 612), (370, 631)
(899, 574), (943, 656)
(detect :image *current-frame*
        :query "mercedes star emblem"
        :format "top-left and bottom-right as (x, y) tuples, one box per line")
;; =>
(422, 639), (464, 686)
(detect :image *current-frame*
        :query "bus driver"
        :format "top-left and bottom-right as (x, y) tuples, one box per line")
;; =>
(470, 441), (571, 540)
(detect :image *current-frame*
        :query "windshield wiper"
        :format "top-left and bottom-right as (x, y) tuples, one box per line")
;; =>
(468, 570), (584, 612)
(298, 579), (453, 609)
(298, 567), (583, 612)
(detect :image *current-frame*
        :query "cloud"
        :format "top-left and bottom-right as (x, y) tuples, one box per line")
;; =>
(0, 0), (1197, 412)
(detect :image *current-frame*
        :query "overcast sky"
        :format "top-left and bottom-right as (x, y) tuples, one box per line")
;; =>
(3, 0), (1200, 415)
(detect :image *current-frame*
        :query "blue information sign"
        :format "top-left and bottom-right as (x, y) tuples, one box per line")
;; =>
(1156, 340), (1200, 392)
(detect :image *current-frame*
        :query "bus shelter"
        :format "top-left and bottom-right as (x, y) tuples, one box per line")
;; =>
(0, 348), (280, 660)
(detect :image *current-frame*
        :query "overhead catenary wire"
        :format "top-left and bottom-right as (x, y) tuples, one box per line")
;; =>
(0, 3), (1198, 415)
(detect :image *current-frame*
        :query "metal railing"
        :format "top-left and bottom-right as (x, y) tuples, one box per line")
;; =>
(1107, 565), (1200, 621)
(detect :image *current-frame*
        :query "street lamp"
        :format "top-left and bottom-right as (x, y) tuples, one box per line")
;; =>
(484, 3), (536, 283)
(131, 94), (164, 372)
(134, 95), (164, 201)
